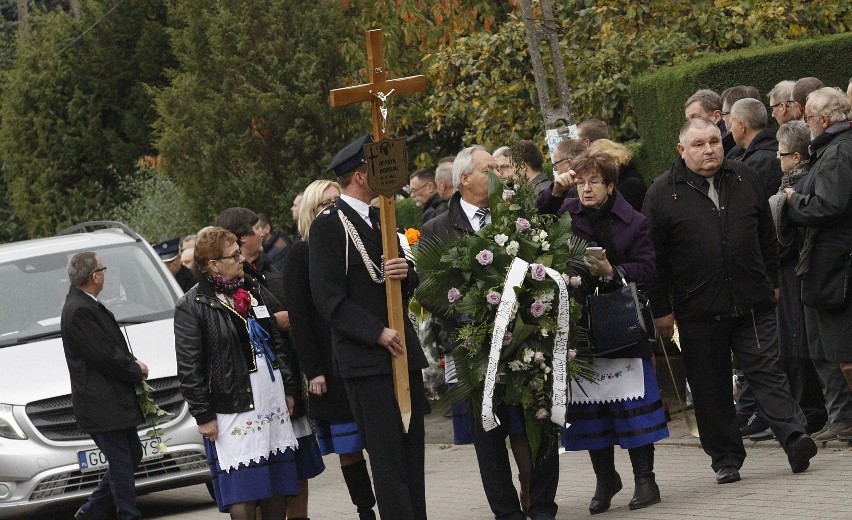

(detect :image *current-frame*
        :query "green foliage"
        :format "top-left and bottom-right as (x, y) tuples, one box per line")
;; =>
(395, 196), (423, 230)
(154, 0), (360, 230)
(0, 0), (173, 237)
(109, 166), (196, 244)
(630, 32), (852, 179)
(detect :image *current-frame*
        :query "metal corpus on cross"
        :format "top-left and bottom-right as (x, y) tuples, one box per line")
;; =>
(329, 29), (426, 432)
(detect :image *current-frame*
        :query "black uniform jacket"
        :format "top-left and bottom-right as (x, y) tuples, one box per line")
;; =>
(174, 274), (296, 425)
(642, 157), (779, 322)
(308, 198), (427, 379)
(61, 287), (144, 434)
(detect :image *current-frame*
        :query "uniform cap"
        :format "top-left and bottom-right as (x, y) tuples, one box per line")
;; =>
(327, 134), (372, 177)
(152, 237), (180, 262)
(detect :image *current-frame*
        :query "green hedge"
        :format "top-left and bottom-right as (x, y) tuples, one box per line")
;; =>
(629, 32), (852, 181)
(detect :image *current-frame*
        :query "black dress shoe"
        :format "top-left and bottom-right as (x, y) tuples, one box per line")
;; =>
(787, 434), (817, 473)
(715, 466), (741, 484)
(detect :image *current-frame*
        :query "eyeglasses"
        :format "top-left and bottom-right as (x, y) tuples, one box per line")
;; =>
(769, 102), (784, 109)
(217, 252), (243, 263)
(777, 151), (795, 158)
(409, 182), (433, 196)
(575, 178), (605, 188)
(93, 267), (107, 274)
(804, 114), (824, 123)
(496, 163), (515, 171)
(318, 197), (338, 210)
(720, 110), (730, 117)
(553, 157), (571, 168)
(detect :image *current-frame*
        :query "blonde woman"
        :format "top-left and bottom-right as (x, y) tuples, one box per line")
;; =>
(283, 180), (377, 519)
(588, 139), (647, 211)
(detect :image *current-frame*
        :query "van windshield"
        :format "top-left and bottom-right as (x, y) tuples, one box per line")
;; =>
(0, 243), (177, 347)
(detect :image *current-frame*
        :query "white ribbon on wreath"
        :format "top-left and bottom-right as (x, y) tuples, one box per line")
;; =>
(481, 257), (571, 431)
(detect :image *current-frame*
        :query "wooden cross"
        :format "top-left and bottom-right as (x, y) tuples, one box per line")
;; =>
(329, 29), (426, 432)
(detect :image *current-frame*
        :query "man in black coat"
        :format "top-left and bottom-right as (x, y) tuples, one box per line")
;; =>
(154, 237), (197, 293)
(309, 134), (428, 520)
(643, 118), (816, 485)
(61, 252), (149, 520)
(729, 98), (783, 196)
(422, 145), (559, 520)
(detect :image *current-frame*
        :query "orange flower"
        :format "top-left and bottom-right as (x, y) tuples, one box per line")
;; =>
(405, 227), (421, 245)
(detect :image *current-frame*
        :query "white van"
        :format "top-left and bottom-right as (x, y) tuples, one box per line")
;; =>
(0, 222), (209, 518)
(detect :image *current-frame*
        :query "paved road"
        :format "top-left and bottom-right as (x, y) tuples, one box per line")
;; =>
(29, 410), (852, 519)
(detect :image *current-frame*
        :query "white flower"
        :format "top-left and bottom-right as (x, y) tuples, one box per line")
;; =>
(522, 348), (535, 363)
(540, 291), (555, 303)
(569, 275), (582, 288)
(156, 441), (168, 454)
(535, 408), (550, 420)
(502, 189), (515, 200)
(543, 365), (552, 374)
(506, 241), (520, 256)
(508, 360), (526, 372)
(540, 327), (550, 337)
(539, 230), (548, 240)
(494, 233), (509, 246)
(541, 241), (551, 251)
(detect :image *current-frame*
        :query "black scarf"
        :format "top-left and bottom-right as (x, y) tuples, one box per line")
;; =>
(582, 194), (622, 265)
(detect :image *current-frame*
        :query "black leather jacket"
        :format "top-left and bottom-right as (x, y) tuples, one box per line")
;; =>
(174, 274), (297, 425)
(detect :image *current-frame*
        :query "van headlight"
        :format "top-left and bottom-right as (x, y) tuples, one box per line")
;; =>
(0, 404), (27, 440)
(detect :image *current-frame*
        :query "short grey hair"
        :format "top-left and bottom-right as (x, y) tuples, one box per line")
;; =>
(807, 87), (852, 124)
(678, 117), (719, 144)
(730, 98), (768, 130)
(492, 146), (511, 159)
(776, 120), (810, 160)
(768, 80), (794, 106)
(68, 252), (99, 288)
(452, 145), (488, 189)
(684, 89), (722, 112)
(435, 160), (453, 186)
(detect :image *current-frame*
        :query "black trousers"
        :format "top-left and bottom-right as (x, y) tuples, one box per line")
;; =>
(345, 372), (426, 520)
(81, 428), (143, 520)
(679, 310), (807, 472)
(471, 404), (558, 520)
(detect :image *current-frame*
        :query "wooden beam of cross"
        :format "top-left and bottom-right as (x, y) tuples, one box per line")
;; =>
(329, 29), (426, 432)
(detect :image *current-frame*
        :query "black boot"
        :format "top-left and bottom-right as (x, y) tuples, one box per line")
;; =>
(627, 444), (661, 510)
(341, 459), (376, 520)
(588, 446), (622, 515)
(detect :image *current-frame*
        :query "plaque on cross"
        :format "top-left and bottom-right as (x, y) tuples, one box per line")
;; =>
(329, 29), (426, 432)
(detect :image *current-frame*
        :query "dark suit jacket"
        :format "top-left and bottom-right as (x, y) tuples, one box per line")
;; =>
(420, 192), (474, 245)
(61, 287), (144, 433)
(309, 198), (427, 379)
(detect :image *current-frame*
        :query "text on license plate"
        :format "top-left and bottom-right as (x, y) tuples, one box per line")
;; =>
(77, 437), (163, 473)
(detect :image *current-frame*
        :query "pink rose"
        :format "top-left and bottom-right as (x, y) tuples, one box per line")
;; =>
(533, 351), (545, 365)
(535, 408), (550, 420)
(515, 217), (531, 231)
(531, 263), (547, 281)
(569, 275), (582, 288)
(568, 349), (577, 360)
(486, 291), (501, 305)
(502, 332), (512, 346)
(531, 300), (547, 318)
(448, 287), (461, 303)
(503, 189), (515, 200)
(476, 249), (494, 266)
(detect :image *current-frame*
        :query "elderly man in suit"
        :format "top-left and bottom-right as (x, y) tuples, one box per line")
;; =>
(309, 134), (428, 520)
(61, 252), (149, 520)
(421, 145), (560, 520)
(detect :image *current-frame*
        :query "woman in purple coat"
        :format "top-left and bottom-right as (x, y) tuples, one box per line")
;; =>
(537, 151), (668, 515)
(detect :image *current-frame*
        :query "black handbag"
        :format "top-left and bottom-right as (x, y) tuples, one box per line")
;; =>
(586, 267), (655, 355)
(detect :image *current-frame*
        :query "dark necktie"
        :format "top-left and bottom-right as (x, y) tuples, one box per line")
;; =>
(474, 207), (490, 229)
(368, 206), (381, 232)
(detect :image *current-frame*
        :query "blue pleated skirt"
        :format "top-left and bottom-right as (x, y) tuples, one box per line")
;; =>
(451, 397), (525, 445)
(315, 419), (366, 455)
(204, 439), (299, 512)
(561, 357), (669, 451)
(294, 433), (325, 479)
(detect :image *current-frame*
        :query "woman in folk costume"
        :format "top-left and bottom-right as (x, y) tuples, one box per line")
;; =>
(537, 151), (669, 514)
(174, 227), (300, 518)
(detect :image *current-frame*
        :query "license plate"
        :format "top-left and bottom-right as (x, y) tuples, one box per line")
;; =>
(77, 437), (163, 473)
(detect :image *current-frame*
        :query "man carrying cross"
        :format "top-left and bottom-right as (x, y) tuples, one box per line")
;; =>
(310, 134), (428, 519)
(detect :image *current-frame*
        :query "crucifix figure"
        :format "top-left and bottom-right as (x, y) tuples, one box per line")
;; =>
(330, 29), (426, 432)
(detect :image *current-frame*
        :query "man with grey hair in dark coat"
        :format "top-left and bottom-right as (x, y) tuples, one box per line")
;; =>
(62, 252), (149, 520)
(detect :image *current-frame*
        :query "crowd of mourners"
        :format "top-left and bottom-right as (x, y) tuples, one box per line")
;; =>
(63, 75), (852, 520)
